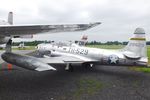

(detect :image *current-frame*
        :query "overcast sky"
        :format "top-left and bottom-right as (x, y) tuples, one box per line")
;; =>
(0, 0), (150, 42)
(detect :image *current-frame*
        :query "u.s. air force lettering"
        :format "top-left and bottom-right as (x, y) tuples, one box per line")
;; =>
(129, 43), (144, 47)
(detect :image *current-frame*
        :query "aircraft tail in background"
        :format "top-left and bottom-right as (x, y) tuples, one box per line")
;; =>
(8, 12), (13, 25)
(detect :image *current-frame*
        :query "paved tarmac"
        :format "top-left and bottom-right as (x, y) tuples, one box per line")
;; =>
(0, 50), (150, 100)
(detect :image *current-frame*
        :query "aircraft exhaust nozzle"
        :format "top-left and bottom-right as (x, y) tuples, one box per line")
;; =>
(1, 52), (56, 71)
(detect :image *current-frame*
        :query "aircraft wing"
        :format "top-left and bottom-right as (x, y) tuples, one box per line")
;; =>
(38, 55), (98, 64)
(0, 22), (100, 36)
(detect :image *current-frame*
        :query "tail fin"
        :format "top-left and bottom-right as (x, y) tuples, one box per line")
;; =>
(8, 12), (13, 25)
(123, 28), (147, 58)
(81, 35), (88, 41)
(80, 35), (88, 46)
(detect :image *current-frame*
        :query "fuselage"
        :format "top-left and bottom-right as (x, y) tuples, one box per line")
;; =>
(37, 43), (148, 66)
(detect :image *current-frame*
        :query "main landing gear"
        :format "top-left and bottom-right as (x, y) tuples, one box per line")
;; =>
(65, 63), (74, 72)
(65, 63), (95, 72)
(82, 63), (94, 69)
(6, 39), (12, 53)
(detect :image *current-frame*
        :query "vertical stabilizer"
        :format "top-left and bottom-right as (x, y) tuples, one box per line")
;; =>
(8, 12), (13, 25)
(123, 28), (147, 58)
(81, 35), (88, 46)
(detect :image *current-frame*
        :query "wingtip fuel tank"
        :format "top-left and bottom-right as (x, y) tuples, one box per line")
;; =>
(1, 52), (56, 71)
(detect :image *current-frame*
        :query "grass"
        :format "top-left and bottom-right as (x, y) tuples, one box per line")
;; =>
(12, 46), (36, 50)
(87, 45), (150, 73)
(129, 67), (150, 73)
(147, 46), (150, 64)
(87, 45), (124, 49)
(74, 77), (103, 98)
(0, 46), (36, 51)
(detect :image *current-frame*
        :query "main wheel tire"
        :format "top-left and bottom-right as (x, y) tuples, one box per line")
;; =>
(69, 64), (74, 72)
(82, 63), (94, 70)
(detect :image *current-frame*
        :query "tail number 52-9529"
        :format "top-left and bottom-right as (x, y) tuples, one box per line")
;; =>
(69, 48), (88, 55)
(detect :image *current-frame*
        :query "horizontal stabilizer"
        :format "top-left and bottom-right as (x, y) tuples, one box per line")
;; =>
(123, 51), (141, 59)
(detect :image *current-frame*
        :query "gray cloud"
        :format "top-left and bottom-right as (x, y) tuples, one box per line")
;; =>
(0, 0), (150, 42)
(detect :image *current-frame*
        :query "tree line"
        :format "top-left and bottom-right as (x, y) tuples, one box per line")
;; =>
(87, 41), (150, 45)
(86, 41), (128, 45)
(12, 40), (150, 46)
(12, 40), (51, 46)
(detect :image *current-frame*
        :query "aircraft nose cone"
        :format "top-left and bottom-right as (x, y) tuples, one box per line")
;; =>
(134, 28), (145, 34)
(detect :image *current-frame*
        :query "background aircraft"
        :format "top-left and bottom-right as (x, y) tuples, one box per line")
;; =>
(0, 12), (100, 45)
(36, 28), (148, 71)
(0, 44), (6, 49)
(74, 34), (88, 46)
(0, 12), (100, 71)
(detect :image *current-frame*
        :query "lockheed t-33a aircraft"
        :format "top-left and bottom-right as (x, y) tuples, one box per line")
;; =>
(1, 12), (148, 72)
(36, 27), (148, 71)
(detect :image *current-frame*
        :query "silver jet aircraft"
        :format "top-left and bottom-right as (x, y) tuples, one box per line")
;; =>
(0, 12), (101, 71)
(36, 28), (148, 71)
(36, 34), (88, 56)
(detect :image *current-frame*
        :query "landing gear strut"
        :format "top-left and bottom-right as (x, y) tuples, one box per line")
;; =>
(65, 63), (74, 72)
(82, 63), (94, 69)
(6, 39), (12, 52)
